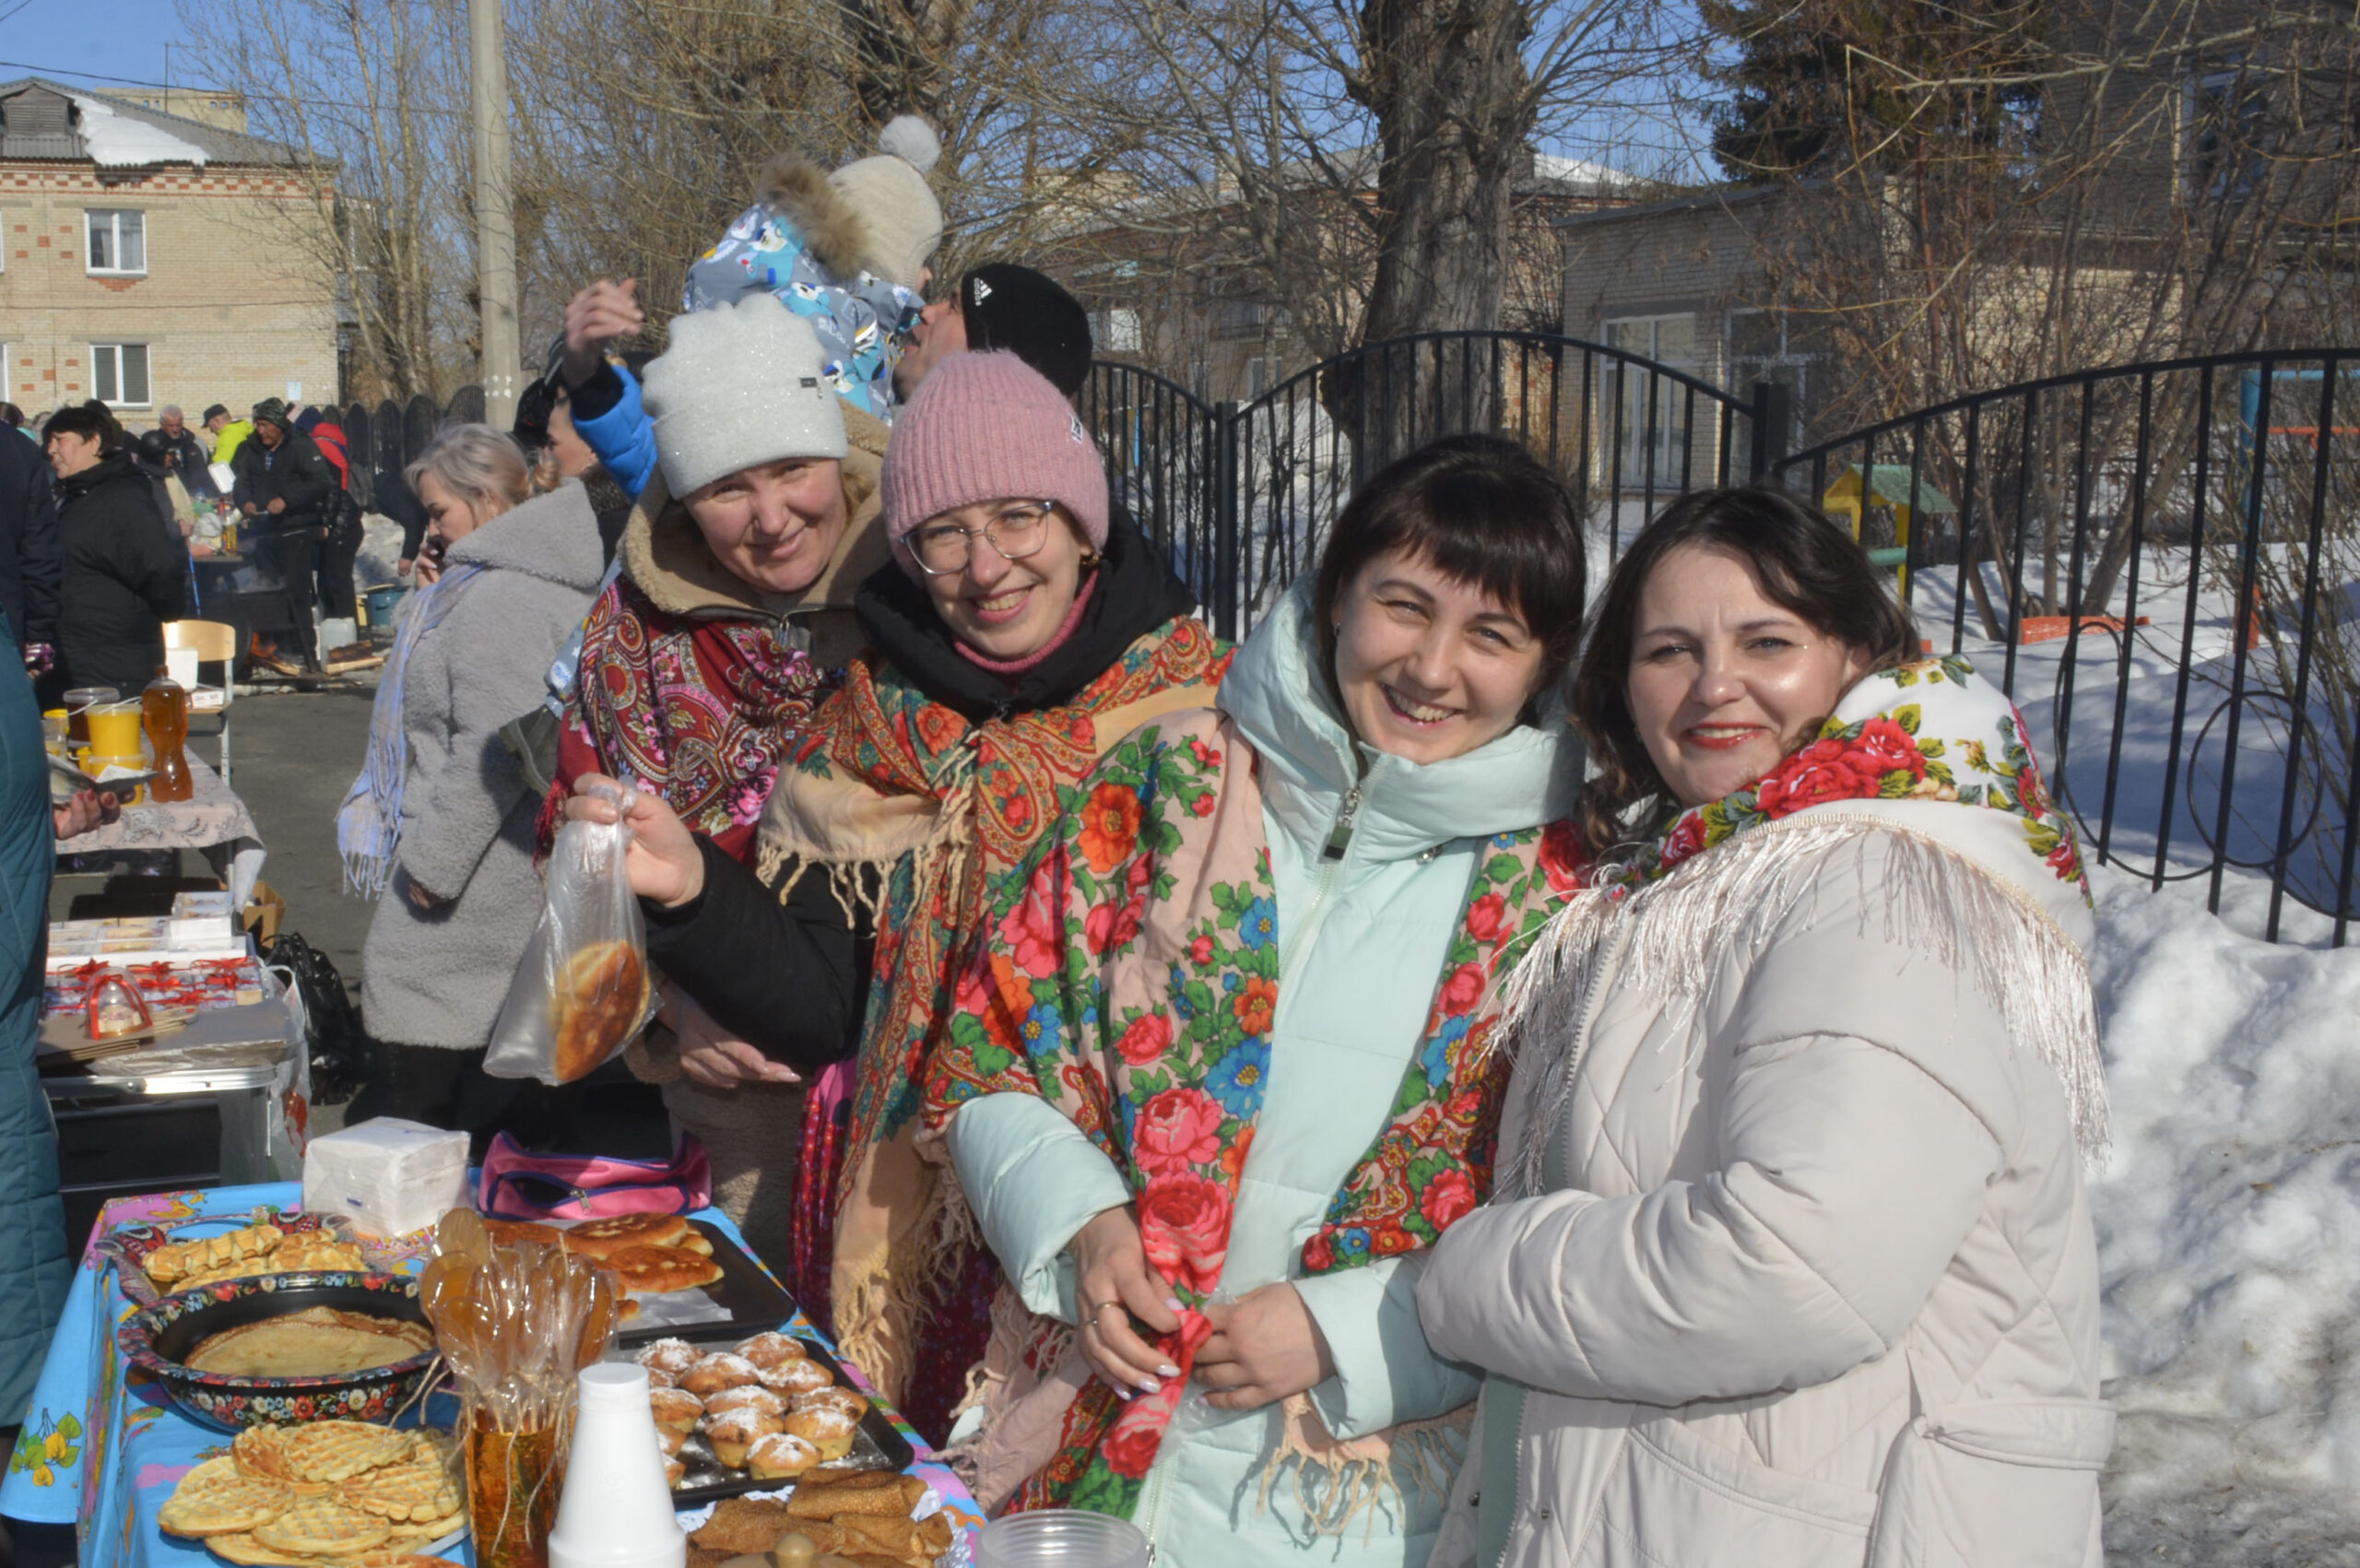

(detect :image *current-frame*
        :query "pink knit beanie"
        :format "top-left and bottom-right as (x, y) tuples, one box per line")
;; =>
(880, 350), (1109, 575)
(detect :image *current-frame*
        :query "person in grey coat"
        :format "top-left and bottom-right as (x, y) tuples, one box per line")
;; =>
(337, 425), (603, 1145)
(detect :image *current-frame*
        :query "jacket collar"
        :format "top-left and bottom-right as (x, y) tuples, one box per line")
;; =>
(1219, 578), (1577, 866)
(851, 501), (1200, 721)
(617, 404), (891, 622)
(56, 449), (142, 501)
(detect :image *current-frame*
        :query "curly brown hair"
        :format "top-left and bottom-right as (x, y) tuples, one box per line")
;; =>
(1571, 487), (1920, 850)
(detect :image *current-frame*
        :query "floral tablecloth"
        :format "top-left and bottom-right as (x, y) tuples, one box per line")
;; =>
(58, 757), (266, 908)
(0, 1183), (985, 1568)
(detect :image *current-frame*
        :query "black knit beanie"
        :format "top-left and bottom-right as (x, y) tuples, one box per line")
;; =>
(958, 265), (1093, 396)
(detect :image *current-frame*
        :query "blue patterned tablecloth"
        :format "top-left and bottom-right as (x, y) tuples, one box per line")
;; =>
(0, 1183), (985, 1567)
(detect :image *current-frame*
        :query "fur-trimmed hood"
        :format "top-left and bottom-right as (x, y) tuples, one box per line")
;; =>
(618, 403), (891, 643)
(760, 155), (871, 282)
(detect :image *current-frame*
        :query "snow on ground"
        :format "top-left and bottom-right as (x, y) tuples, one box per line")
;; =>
(2090, 864), (2360, 1563)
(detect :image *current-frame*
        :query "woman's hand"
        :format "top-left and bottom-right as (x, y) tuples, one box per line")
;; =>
(1194, 1284), (1335, 1411)
(560, 279), (644, 387)
(404, 878), (447, 911)
(561, 775), (703, 907)
(661, 984), (799, 1088)
(1068, 1205), (1183, 1397)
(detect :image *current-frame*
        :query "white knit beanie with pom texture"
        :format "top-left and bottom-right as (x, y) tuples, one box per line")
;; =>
(643, 292), (847, 497)
(828, 116), (944, 290)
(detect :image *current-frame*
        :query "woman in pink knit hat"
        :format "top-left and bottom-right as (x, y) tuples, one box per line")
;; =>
(563, 351), (1228, 1443)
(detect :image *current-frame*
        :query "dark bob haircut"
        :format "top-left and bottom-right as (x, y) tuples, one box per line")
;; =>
(1571, 486), (1920, 848)
(1312, 433), (1587, 699)
(43, 399), (124, 456)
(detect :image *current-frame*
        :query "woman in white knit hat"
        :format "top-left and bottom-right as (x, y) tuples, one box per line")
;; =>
(562, 351), (1226, 1445)
(545, 290), (894, 1266)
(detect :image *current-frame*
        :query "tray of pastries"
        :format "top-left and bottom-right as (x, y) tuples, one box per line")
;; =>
(101, 1209), (379, 1306)
(479, 1213), (795, 1338)
(686, 1471), (958, 1568)
(618, 1327), (914, 1504)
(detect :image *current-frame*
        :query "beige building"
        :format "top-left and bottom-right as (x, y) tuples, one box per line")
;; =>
(0, 77), (338, 425)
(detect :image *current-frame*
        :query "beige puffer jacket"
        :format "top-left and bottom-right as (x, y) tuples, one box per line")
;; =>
(1417, 792), (2113, 1568)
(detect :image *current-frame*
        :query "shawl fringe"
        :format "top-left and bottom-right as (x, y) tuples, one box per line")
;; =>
(1495, 817), (2109, 1203)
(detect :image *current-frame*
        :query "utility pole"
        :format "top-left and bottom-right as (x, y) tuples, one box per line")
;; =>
(469, 0), (521, 427)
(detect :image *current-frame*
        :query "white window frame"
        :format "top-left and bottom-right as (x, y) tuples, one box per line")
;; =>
(86, 209), (147, 277)
(1602, 312), (1698, 489)
(90, 343), (151, 407)
(1092, 307), (1142, 356)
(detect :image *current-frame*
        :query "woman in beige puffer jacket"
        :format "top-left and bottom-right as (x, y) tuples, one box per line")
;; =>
(1418, 489), (2112, 1568)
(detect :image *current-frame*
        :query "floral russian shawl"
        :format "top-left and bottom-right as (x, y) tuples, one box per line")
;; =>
(759, 614), (1228, 1442)
(926, 708), (1587, 1519)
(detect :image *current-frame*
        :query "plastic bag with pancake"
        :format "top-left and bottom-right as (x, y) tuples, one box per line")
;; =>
(485, 781), (655, 1086)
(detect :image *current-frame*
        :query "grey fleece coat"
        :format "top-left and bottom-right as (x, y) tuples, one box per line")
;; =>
(360, 484), (603, 1049)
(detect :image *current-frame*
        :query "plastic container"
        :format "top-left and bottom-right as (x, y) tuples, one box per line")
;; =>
(320, 617), (358, 654)
(973, 1510), (1150, 1568)
(546, 1364), (685, 1568)
(143, 667), (194, 803)
(86, 701), (143, 760)
(80, 753), (147, 805)
(62, 687), (118, 746)
(364, 584), (407, 627)
(41, 712), (66, 757)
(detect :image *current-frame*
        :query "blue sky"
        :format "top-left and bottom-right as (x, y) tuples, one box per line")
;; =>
(1, 0), (202, 92)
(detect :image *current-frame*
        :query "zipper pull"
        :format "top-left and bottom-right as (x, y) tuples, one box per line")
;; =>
(1322, 784), (1363, 862)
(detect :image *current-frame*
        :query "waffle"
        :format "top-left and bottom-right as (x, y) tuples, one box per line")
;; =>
(204, 1533), (318, 1566)
(268, 1239), (371, 1274)
(252, 1497), (395, 1557)
(335, 1448), (461, 1523)
(384, 1508), (466, 1541)
(232, 1427), (328, 1493)
(278, 1421), (419, 1484)
(158, 1456), (294, 1538)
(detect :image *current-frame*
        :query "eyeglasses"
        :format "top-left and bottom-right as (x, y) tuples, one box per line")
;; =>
(907, 501), (1057, 576)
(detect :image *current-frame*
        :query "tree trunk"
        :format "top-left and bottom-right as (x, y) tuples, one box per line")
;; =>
(1333, 0), (1534, 466)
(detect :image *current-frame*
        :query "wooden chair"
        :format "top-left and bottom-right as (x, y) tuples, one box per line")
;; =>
(163, 619), (239, 785)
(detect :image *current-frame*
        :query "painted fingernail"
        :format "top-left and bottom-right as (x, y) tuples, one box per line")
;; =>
(1164, 1298), (1185, 1312)
(1138, 1377), (1161, 1395)
(1117, 1387), (1133, 1401)
(1158, 1363), (1180, 1378)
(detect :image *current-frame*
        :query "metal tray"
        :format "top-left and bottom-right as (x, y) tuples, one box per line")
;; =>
(611, 1220), (796, 1345)
(604, 1326), (916, 1506)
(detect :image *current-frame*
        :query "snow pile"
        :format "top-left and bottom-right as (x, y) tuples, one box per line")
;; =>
(2090, 865), (2360, 1562)
(71, 94), (208, 168)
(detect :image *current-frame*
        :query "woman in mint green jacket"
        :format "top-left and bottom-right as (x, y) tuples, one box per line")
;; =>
(926, 434), (1592, 1564)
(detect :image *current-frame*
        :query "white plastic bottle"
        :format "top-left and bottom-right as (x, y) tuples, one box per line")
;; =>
(547, 1363), (687, 1568)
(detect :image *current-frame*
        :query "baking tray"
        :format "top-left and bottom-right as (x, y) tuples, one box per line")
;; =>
(604, 1326), (916, 1505)
(610, 1220), (796, 1345)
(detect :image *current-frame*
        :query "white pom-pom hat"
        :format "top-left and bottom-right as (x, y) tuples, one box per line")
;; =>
(829, 115), (945, 290)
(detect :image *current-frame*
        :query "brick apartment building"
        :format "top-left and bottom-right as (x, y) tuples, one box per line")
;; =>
(0, 78), (338, 424)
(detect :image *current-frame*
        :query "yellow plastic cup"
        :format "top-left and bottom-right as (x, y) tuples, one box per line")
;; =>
(85, 701), (143, 759)
(81, 752), (146, 807)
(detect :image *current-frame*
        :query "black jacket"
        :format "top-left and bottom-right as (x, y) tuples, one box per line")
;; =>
(140, 426), (218, 499)
(644, 507), (1200, 1068)
(230, 426), (337, 532)
(55, 451), (188, 694)
(0, 430), (60, 650)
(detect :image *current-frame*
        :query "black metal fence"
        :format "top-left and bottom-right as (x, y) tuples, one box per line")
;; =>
(1764, 349), (2360, 944)
(1090, 336), (2360, 945)
(1083, 332), (1782, 642)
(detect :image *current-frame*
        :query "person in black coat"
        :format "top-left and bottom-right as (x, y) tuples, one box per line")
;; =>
(230, 397), (337, 670)
(140, 406), (218, 501)
(42, 402), (187, 699)
(0, 420), (60, 671)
